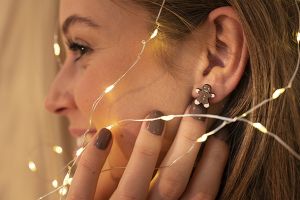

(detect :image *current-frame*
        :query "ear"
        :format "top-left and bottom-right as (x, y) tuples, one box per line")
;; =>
(192, 6), (249, 104)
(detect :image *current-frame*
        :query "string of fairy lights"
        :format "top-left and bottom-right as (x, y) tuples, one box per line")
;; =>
(29, 0), (300, 199)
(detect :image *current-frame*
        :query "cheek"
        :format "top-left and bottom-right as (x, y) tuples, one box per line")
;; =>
(74, 75), (99, 115)
(71, 43), (181, 162)
(113, 122), (141, 157)
(72, 52), (138, 126)
(73, 68), (115, 126)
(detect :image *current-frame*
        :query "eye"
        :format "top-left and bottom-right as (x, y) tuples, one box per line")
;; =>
(67, 40), (93, 61)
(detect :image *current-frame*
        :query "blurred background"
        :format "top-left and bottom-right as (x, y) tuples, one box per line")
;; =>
(0, 0), (75, 199)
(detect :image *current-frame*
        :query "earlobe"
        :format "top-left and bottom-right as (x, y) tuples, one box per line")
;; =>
(193, 6), (249, 104)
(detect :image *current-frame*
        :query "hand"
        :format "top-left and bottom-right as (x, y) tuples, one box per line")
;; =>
(66, 105), (229, 200)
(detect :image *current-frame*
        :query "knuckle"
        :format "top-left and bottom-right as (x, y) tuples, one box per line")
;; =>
(179, 125), (200, 144)
(79, 156), (98, 175)
(117, 191), (139, 200)
(159, 176), (183, 199)
(136, 144), (158, 157)
(67, 194), (89, 200)
(190, 193), (214, 200)
(181, 132), (198, 143)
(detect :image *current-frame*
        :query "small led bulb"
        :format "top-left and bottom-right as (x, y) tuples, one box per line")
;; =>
(76, 147), (85, 157)
(106, 125), (114, 130)
(63, 173), (71, 186)
(105, 85), (115, 94)
(150, 28), (159, 39)
(52, 180), (58, 188)
(53, 146), (63, 154)
(272, 88), (286, 99)
(53, 43), (61, 56)
(59, 187), (68, 196)
(197, 135), (208, 143)
(28, 161), (37, 172)
(253, 122), (268, 134)
(161, 115), (175, 121)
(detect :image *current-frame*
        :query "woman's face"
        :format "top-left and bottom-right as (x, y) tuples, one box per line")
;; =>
(46, 0), (197, 170)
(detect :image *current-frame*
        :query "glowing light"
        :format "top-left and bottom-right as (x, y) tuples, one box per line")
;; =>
(272, 88), (286, 99)
(253, 122), (268, 133)
(52, 146), (63, 154)
(37, 1), (300, 199)
(53, 43), (61, 56)
(59, 187), (68, 196)
(161, 115), (175, 121)
(63, 173), (70, 185)
(197, 134), (208, 143)
(150, 28), (159, 39)
(106, 125), (114, 130)
(76, 147), (84, 157)
(67, 178), (73, 185)
(105, 85), (115, 94)
(241, 113), (247, 117)
(28, 161), (37, 172)
(52, 180), (58, 188)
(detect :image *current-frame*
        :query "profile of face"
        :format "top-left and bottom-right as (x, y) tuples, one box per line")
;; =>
(45, 0), (247, 186)
(45, 0), (194, 170)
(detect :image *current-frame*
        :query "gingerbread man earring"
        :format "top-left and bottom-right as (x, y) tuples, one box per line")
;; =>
(189, 84), (215, 121)
(194, 84), (215, 108)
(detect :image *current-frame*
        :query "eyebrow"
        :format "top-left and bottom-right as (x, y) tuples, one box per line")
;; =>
(62, 15), (100, 34)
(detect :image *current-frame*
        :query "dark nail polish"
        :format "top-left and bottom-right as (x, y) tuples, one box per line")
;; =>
(95, 128), (112, 150)
(213, 131), (231, 144)
(189, 103), (207, 122)
(211, 122), (231, 144)
(146, 110), (165, 135)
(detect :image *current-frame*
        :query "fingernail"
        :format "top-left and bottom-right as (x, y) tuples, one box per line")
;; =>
(189, 103), (207, 122)
(213, 131), (231, 145)
(146, 110), (165, 135)
(95, 128), (112, 150)
(211, 122), (231, 144)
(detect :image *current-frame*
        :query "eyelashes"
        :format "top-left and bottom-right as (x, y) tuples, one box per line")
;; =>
(66, 39), (93, 62)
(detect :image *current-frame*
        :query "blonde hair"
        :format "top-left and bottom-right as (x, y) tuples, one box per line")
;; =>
(132, 0), (300, 199)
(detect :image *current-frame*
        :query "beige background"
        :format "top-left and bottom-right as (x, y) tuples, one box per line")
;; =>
(0, 0), (74, 199)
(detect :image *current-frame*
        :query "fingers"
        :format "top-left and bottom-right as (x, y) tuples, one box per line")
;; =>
(67, 128), (112, 200)
(148, 104), (207, 200)
(111, 111), (166, 200)
(182, 130), (229, 200)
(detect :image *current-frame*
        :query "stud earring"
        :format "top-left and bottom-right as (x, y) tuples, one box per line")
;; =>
(194, 84), (215, 108)
(189, 84), (215, 121)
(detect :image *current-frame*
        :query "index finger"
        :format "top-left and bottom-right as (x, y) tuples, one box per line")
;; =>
(67, 128), (112, 200)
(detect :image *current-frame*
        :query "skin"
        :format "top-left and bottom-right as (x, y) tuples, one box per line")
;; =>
(45, 0), (248, 199)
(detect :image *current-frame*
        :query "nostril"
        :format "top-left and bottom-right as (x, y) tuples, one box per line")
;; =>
(54, 107), (67, 114)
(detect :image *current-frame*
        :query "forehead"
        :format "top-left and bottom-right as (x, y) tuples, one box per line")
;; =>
(59, 0), (151, 35)
(60, 0), (119, 25)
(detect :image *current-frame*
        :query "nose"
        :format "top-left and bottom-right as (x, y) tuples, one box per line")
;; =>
(45, 66), (77, 115)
